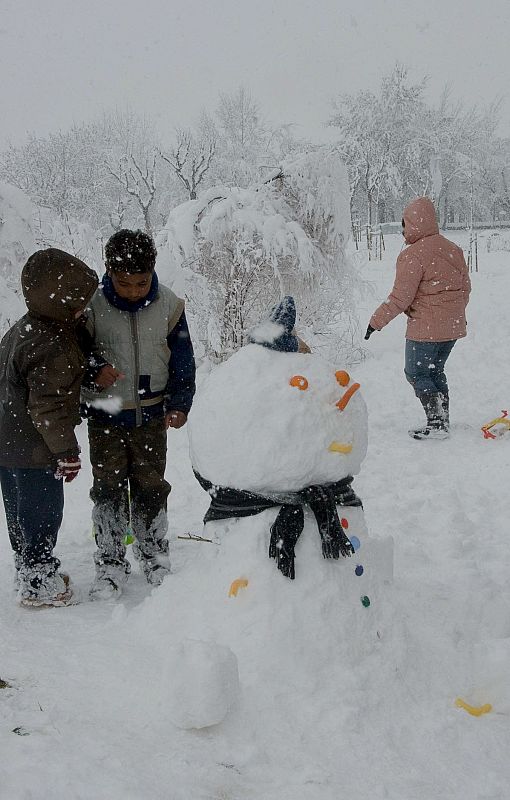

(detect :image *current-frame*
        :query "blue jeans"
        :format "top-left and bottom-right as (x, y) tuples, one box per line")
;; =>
(404, 340), (456, 397)
(0, 467), (64, 567)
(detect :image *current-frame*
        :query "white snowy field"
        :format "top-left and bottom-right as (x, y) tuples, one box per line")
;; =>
(1, 231), (510, 800)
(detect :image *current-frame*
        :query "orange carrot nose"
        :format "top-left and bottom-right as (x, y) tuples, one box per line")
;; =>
(336, 383), (360, 411)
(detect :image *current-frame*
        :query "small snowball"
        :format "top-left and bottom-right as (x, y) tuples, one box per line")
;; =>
(164, 639), (239, 730)
(89, 397), (123, 414)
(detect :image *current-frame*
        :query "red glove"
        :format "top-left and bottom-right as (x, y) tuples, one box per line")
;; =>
(55, 457), (81, 482)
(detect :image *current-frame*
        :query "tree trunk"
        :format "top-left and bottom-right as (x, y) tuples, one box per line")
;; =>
(367, 190), (373, 227)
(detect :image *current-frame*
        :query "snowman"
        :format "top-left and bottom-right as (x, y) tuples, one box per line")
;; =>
(138, 297), (393, 732)
(188, 296), (390, 589)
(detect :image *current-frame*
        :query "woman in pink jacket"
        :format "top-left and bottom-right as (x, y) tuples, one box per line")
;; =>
(365, 197), (471, 439)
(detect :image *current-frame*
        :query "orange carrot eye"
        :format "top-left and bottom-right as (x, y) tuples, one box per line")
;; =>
(289, 375), (309, 391)
(335, 370), (350, 387)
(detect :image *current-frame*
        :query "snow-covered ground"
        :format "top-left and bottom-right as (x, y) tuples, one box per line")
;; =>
(1, 232), (510, 800)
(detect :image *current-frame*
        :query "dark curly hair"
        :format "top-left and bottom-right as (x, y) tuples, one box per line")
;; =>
(104, 229), (157, 274)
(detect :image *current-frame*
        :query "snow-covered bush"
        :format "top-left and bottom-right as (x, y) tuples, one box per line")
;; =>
(33, 207), (103, 272)
(0, 182), (102, 334)
(157, 148), (362, 363)
(0, 183), (37, 330)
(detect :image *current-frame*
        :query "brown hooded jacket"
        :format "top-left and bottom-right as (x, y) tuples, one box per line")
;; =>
(370, 197), (471, 341)
(0, 248), (98, 468)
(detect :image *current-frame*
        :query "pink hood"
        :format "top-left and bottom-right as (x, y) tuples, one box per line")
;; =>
(403, 197), (439, 244)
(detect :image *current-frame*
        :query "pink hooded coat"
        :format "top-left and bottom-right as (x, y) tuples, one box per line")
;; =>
(370, 197), (471, 341)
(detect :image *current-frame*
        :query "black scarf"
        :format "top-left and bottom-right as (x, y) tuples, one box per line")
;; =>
(194, 472), (362, 580)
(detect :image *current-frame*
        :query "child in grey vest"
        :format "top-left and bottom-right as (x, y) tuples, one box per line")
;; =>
(82, 230), (196, 599)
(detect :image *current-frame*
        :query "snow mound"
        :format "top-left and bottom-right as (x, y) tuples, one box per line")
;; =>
(128, 503), (393, 755)
(164, 639), (239, 729)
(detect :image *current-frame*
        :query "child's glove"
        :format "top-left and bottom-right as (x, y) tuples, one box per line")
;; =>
(55, 457), (81, 482)
(364, 325), (376, 340)
(95, 365), (124, 388)
(165, 411), (187, 430)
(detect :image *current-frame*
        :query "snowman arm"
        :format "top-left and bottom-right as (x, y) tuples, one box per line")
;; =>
(165, 311), (196, 414)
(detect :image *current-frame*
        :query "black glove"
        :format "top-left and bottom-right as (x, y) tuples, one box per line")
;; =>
(364, 325), (376, 340)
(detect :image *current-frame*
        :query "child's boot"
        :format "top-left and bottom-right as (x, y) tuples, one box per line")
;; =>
(135, 550), (171, 586)
(89, 556), (131, 601)
(18, 561), (74, 607)
(132, 509), (171, 586)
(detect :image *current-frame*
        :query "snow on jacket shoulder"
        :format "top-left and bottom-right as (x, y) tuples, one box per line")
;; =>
(370, 197), (471, 342)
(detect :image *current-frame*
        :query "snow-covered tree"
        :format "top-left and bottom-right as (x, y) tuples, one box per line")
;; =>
(157, 148), (359, 363)
(327, 64), (510, 228)
(0, 110), (183, 238)
(159, 128), (216, 201)
(329, 65), (427, 225)
(107, 150), (158, 235)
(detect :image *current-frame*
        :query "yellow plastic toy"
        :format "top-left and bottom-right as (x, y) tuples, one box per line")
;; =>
(481, 410), (510, 439)
(228, 578), (249, 597)
(454, 697), (492, 717)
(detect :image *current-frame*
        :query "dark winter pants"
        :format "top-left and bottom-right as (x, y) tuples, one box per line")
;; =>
(0, 467), (64, 568)
(404, 339), (456, 397)
(88, 417), (171, 568)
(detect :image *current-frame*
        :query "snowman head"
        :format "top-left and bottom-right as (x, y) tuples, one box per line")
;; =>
(189, 344), (368, 495)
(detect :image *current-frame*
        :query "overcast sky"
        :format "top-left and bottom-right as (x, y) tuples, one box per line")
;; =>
(1, 0), (510, 147)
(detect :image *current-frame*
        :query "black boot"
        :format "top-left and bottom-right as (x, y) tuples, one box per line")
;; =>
(409, 393), (449, 440)
(439, 393), (450, 431)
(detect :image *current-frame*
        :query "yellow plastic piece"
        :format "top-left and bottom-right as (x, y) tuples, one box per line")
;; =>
(455, 698), (492, 717)
(228, 578), (249, 597)
(328, 442), (353, 454)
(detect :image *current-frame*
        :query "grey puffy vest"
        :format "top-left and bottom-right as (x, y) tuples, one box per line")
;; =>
(81, 284), (184, 424)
